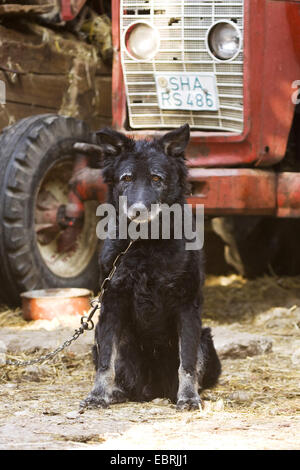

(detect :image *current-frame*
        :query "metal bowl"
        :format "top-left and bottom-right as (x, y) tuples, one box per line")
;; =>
(21, 288), (92, 321)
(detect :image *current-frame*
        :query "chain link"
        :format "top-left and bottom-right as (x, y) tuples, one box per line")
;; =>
(5, 240), (135, 368)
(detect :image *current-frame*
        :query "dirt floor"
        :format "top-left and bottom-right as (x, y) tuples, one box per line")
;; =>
(0, 274), (300, 450)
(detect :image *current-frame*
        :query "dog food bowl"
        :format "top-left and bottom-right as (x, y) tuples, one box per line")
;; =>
(21, 288), (92, 321)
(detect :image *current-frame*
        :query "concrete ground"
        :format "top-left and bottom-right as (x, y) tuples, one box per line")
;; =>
(0, 274), (300, 450)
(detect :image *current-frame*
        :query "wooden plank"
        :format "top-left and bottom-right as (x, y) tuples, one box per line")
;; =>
(0, 22), (111, 76)
(0, 101), (55, 130)
(0, 4), (54, 16)
(0, 71), (69, 109)
(58, 74), (112, 120)
(94, 76), (112, 117)
(0, 76), (111, 125)
(0, 64), (111, 114)
(0, 58), (112, 131)
(85, 115), (112, 131)
(0, 100), (112, 133)
(0, 24), (73, 75)
(0, 63), (112, 110)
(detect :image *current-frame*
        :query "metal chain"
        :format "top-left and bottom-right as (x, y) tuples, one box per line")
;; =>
(5, 240), (135, 368)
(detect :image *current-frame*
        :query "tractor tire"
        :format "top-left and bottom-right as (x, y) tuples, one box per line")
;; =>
(0, 114), (100, 306)
(212, 216), (300, 278)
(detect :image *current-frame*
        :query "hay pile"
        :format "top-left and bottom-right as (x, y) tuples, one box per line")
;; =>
(0, 307), (26, 328)
(204, 274), (300, 324)
(1, 274), (300, 417)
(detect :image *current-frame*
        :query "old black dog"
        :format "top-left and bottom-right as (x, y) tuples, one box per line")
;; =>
(77, 124), (221, 410)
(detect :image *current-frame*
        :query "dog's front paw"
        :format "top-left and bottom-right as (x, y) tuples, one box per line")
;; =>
(110, 388), (128, 404)
(80, 388), (128, 409)
(176, 395), (202, 411)
(80, 392), (110, 410)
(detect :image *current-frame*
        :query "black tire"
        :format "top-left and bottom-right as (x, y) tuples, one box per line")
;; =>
(0, 114), (100, 306)
(212, 216), (300, 278)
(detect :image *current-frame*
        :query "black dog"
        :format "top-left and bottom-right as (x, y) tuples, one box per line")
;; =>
(79, 124), (221, 410)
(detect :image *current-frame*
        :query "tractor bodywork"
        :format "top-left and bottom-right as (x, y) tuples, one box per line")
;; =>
(40, 1), (300, 251)
(108, 0), (300, 216)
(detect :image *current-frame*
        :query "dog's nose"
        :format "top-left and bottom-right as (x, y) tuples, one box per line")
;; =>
(127, 203), (149, 221)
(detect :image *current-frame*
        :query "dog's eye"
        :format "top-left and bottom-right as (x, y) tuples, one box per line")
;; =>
(151, 175), (162, 182)
(121, 174), (133, 182)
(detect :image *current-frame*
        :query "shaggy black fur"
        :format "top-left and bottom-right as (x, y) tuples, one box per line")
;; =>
(81, 124), (221, 410)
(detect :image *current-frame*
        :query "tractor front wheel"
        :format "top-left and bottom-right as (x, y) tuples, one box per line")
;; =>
(0, 114), (100, 306)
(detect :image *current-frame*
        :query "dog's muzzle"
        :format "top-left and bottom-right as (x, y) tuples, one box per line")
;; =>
(126, 203), (161, 224)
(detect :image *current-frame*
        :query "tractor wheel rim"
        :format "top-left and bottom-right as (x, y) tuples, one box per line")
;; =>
(35, 159), (98, 278)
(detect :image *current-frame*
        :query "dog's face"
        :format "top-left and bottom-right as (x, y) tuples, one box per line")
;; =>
(94, 125), (190, 223)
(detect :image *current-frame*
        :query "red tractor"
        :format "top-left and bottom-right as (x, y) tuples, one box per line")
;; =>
(0, 0), (299, 305)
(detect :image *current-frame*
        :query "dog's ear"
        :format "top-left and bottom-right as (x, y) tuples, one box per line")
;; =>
(73, 129), (129, 168)
(161, 124), (190, 157)
(73, 142), (103, 158)
(73, 129), (128, 157)
(95, 128), (129, 156)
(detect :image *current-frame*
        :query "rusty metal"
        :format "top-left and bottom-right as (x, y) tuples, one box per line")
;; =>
(60, 162), (289, 217)
(188, 169), (277, 216)
(57, 152), (107, 253)
(60, 0), (87, 21)
(112, 0), (127, 132)
(188, 169), (300, 217)
(35, 190), (61, 245)
(21, 288), (92, 321)
(112, 0), (300, 169)
(34, 1), (300, 244)
(34, 150), (107, 254)
(277, 172), (300, 217)
(41, 161), (300, 224)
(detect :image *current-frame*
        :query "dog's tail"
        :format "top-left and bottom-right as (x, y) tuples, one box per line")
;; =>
(200, 327), (222, 389)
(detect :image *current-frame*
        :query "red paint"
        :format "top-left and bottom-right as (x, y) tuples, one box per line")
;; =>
(64, 158), (300, 218)
(65, 154), (107, 220)
(112, 1), (127, 130)
(187, 169), (277, 215)
(112, 0), (300, 169)
(277, 172), (300, 217)
(46, 154), (300, 255)
(65, 161), (300, 218)
(60, 0), (87, 21)
(60, 0), (300, 226)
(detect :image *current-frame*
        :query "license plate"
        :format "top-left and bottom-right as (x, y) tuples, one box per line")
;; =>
(155, 72), (219, 111)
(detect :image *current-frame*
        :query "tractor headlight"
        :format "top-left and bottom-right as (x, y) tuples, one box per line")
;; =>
(207, 21), (241, 61)
(124, 22), (160, 61)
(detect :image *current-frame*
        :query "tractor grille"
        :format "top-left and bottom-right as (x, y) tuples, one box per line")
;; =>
(120, 0), (244, 132)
